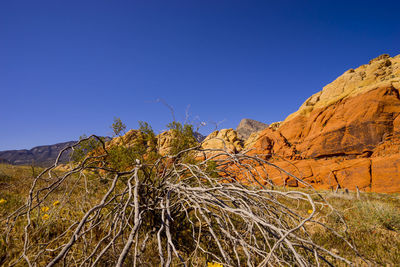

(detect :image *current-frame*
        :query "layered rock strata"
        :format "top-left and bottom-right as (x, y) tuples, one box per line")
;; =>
(245, 54), (400, 193)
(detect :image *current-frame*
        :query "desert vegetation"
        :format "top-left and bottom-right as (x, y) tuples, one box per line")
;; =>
(0, 120), (399, 266)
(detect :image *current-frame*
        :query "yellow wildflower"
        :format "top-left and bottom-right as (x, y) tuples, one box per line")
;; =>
(42, 214), (50, 220)
(53, 200), (60, 207)
(307, 209), (313, 214)
(0, 199), (7, 204)
(207, 262), (223, 267)
(41, 206), (50, 212)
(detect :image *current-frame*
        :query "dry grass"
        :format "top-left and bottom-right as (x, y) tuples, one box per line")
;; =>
(308, 190), (400, 265)
(1, 163), (399, 266)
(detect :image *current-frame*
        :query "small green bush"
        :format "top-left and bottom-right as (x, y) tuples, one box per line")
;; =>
(166, 121), (198, 156)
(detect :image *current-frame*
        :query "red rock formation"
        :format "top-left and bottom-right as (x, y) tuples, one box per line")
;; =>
(279, 85), (400, 158)
(246, 54), (400, 193)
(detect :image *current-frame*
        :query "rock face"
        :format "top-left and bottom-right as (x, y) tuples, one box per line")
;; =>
(279, 84), (400, 158)
(285, 54), (400, 121)
(201, 129), (243, 153)
(107, 130), (144, 148)
(193, 132), (206, 143)
(157, 130), (177, 155)
(0, 141), (76, 166)
(244, 54), (400, 193)
(236, 119), (268, 140)
(105, 129), (202, 156)
(244, 128), (297, 159)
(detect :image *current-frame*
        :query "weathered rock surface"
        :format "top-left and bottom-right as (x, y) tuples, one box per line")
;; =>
(244, 128), (298, 159)
(201, 129), (243, 153)
(106, 129), (170, 156)
(245, 54), (400, 193)
(106, 129), (202, 156)
(157, 130), (177, 155)
(107, 130), (145, 148)
(279, 84), (400, 158)
(236, 119), (268, 140)
(285, 54), (400, 121)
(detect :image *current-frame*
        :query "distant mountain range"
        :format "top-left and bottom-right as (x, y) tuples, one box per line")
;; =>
(0, 141), (77, 167)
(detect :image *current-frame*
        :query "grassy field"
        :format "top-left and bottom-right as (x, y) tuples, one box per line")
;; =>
(1, 163), (400, 266)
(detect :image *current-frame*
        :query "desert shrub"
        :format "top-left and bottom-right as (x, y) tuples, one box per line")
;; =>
(356, 201), (400, 231)
(105, 120), (197, 171)
(111, 117), (127, 136)
(0, 173), (11, 183)
(166, 121), (198, 156)
(71, 134), (106, 162)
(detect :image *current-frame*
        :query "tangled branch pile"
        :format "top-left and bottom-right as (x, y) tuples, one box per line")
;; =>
(4, 125), (365, 266)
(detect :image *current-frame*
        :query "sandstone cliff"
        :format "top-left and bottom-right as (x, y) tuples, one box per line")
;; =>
(245, 54), (400, 193)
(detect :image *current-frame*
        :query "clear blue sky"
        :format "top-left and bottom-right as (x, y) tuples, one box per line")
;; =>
(1, 0), (400, 150)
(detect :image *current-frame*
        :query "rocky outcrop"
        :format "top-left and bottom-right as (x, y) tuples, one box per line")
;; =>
(236, 119), (268, 140)
(106, 129), (202, 156)
(244, 128), (298, 159)
(244, 54), (400, 193)
(157, 130), (177, 155)
(280, 54), (400, 160)
(106, 129), (172, 156)
(201, 129), (243, 153)
(278, 84), (400, 158)
(268, 122), (282, 131)
(106, 130), (146, 148)
(285, 54), (400, 121)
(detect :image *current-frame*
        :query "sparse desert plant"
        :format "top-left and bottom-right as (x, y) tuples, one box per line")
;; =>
(70, 134), (106, 163)
(111, 117), (127, 137)
(356, 201), (400, 231)
(1, 122), (367, 266)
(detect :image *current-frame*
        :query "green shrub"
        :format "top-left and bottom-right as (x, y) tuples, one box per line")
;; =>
(166, 121), (198, 156)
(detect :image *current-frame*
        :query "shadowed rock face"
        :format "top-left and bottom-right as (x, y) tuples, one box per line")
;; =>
(236, 119), (268, 140)
(193, 132), (206, 142)
(0, 141), (76, 167)
(244, 54), (400, 193)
